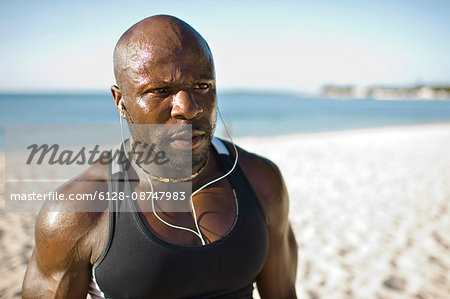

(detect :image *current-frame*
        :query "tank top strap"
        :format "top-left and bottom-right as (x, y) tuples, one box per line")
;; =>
(211, 137), (267, 225)
(93, 151), (118, 270)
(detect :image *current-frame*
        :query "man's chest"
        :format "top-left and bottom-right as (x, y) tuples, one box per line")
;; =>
(132, 178), (238, 246)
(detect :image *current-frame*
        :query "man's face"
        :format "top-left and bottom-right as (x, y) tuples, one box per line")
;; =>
(119, 39), (217, 168)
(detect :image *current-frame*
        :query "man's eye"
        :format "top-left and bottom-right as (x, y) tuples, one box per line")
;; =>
(149, 87), (169, 94)
(193, 83), (210, 90)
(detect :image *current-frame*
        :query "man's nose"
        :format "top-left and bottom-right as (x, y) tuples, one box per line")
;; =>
(170, 89), (203, 120)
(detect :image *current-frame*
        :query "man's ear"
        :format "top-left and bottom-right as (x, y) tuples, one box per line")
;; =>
(111, 85), (126, 117)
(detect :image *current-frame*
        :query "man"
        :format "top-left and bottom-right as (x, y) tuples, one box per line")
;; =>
(23, 15), (297, 298)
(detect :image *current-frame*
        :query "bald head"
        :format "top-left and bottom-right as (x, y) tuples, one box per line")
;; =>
(113, 15), (215, 95)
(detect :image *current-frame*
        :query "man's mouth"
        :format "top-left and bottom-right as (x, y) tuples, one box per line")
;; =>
(169, 130), (205, 150)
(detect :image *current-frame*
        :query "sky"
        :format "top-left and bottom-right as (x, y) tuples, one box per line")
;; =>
(1, 0), (449, 94)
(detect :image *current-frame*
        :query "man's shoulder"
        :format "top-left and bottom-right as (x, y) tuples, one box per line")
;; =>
(35, 161), (110, 267)
(46, 160), (109, 213)
(220, 139), (288, 225)
(219, 138), (283, 186)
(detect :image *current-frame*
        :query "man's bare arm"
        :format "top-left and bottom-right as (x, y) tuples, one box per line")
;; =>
(240, 150), (298, 298)
(23, 164), (108, 298)
(22, 207), (93, 298)
(256, 162), (297, 298)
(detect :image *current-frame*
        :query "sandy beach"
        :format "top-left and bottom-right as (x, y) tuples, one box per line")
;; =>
(1, 123), (450, 298)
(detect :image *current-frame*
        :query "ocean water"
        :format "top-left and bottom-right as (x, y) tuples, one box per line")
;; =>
(216, 93), (450, 137)
(1, 93), (450, 149)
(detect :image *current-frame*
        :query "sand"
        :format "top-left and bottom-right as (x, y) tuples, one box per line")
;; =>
(1, 123), (450, 298)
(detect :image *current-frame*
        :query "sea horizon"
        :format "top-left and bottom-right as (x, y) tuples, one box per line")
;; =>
(1, 92), (450, 151)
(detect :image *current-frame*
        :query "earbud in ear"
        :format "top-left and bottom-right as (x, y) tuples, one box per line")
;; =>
(119, 105), (127, 118)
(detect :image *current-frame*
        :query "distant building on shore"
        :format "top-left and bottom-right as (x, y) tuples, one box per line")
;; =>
(321, 85), (450, 100)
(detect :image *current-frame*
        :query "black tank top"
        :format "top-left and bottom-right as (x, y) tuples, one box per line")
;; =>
(92, 138), (269, 298)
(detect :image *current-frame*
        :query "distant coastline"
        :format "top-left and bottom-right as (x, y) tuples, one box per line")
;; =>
(2, 93), (450, 151)
(321, 84), (450, 101)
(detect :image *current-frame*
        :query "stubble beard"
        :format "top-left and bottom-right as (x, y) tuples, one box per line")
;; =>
(127, 120), (215, 178)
